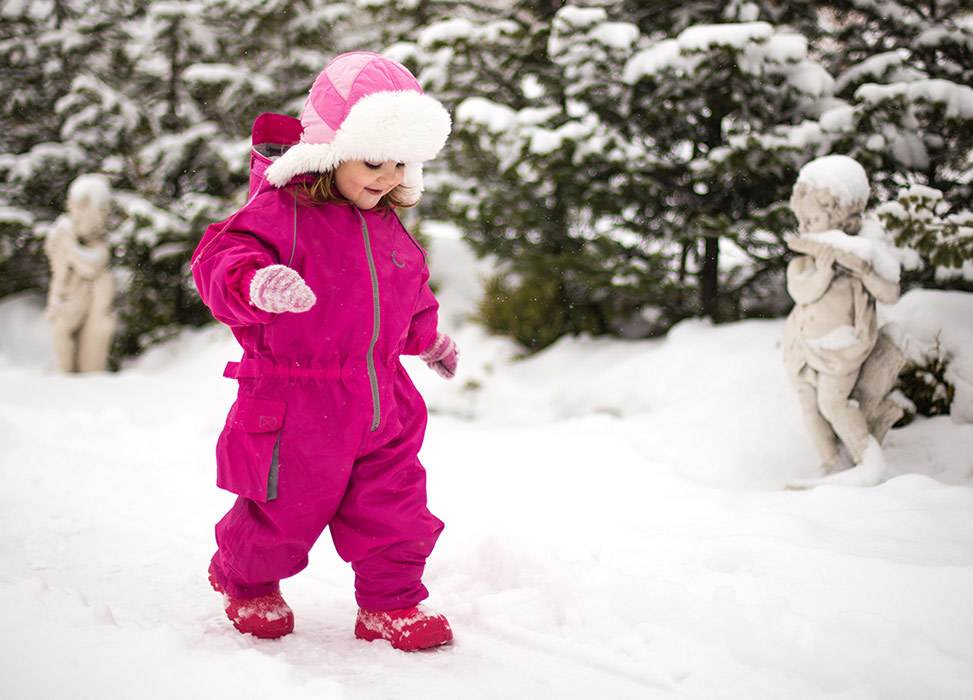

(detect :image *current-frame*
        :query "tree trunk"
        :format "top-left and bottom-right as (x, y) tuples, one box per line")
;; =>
(700, 235), (720, 321)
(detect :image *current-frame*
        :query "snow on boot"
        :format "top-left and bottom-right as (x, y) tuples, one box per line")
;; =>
(355, 605), (453, 651)
(208, 563), (294, 639)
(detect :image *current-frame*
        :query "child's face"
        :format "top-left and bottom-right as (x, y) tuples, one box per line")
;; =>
(334, 160), (405, 210)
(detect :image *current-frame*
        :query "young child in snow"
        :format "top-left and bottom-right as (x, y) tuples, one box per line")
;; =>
(191, 52), (458, 650)
(782, 155), (902, 473)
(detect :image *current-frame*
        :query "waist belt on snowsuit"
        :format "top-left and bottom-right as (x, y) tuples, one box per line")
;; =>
(224, 359), (346, 381)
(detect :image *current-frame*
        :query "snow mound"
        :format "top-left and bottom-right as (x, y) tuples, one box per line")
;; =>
(1, 227), (973, 698)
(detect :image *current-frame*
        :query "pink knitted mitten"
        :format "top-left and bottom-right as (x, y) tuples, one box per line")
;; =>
(248, 264), (316, 313)
(420, 332), (458, 379)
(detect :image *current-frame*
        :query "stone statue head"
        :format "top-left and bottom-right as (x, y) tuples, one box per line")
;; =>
(790, 155), (869, 236)
(66, 174), (112, 241)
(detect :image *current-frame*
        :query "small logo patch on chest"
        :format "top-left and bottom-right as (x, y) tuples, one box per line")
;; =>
(391, 250), (406, 269)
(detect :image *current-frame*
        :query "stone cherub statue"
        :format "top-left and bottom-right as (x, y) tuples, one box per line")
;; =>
(782, 155), (906, 474)
(44, 174), (116, 373)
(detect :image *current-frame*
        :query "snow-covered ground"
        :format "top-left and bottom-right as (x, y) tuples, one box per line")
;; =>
(2, 230), (973, 699)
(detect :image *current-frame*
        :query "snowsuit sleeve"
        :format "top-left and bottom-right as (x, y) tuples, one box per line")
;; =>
(402, 264), (440, 355)
(192, 230), (277, 327)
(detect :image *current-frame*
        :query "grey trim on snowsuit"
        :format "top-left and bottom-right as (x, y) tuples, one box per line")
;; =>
(357, 210), (382, 432)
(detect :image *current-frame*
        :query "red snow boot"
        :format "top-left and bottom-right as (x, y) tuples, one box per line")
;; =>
(208, 563), (294, 639)
(354, 605), (453, 651)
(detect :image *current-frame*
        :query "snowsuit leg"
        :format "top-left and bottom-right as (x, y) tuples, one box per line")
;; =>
(329, 385), (444, 611)
(211, 433), (356, 599)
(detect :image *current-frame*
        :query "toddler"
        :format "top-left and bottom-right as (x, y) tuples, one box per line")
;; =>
(191, 52), (457, 651)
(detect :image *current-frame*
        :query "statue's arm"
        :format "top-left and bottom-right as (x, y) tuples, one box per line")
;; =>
(859, 268), (900, 304)
(44, 217), (74, 260)
(62, 240), (110, 279)
(839, 254), (900, 304)
(786, 253), (835, 304)
(44, 217), (109, 279)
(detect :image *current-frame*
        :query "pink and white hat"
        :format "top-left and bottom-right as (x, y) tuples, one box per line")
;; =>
(265, 51), (451, 204)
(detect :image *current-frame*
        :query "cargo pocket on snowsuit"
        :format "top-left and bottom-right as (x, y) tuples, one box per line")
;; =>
(215, 396), (286, 503)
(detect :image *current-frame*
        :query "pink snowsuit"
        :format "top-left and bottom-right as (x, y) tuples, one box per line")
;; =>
(191, 113), (444, 611)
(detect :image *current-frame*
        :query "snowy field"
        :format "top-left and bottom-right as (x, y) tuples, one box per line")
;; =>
(2, 230), (973, 699)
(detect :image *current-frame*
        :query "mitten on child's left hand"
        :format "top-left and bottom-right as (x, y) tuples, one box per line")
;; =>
(420, 332), (458, 380)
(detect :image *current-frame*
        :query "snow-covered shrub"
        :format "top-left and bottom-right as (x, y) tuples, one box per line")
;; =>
(895, 336), (955, 422)
(877, 185), (973, 289)
(477, 273), (590, 353)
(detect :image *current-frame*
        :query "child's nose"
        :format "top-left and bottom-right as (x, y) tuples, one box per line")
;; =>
(376, 163), (399, 182)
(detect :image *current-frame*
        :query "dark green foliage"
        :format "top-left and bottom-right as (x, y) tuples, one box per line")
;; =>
(0, 1), (351, 365)
(3, 0), (971, 362)
(808, 0), (973, 289)
(0, 215), (46, 298)
(479, 273), (592, 352)
(416, 2), (833, 350)
(110, 236), (210, 363)
(878, 186), (973, 291)
(895, 338), (955, 422)
(419, 1), (973, 352)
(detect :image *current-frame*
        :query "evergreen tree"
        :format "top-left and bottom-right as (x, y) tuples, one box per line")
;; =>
(807, 1), (973, 288)
(412, 2), (835, 348)
(414, 2), (685, 348)
(877, 184), (973, 285)
(0, 0), (356, 362)
(100, 1), (244, 358)
(615, 10), (835, 321)
(5, 0), (969, 360)
(0, 0), (137, 297)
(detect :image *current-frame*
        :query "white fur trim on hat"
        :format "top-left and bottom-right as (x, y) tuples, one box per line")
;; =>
(393, 163), (424, 206)
(266, 91), (451, 188)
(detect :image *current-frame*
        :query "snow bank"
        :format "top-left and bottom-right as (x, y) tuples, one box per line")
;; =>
(0, 293), (54, 369)
(2, 225), (972, 699)
(882, 289), (973, 423)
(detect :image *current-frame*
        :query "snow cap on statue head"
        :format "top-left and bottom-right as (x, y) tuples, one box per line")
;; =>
(66, 174), (112, 239)
(264, 51), (451, 205)
(791, 155), (870, 235)
(67, 174), (112, 214)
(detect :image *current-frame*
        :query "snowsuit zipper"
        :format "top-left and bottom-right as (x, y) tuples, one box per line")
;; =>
(356, 210), (382, 431)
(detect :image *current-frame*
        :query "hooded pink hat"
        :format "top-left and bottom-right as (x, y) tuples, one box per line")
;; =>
(264, 51), (451, 204)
